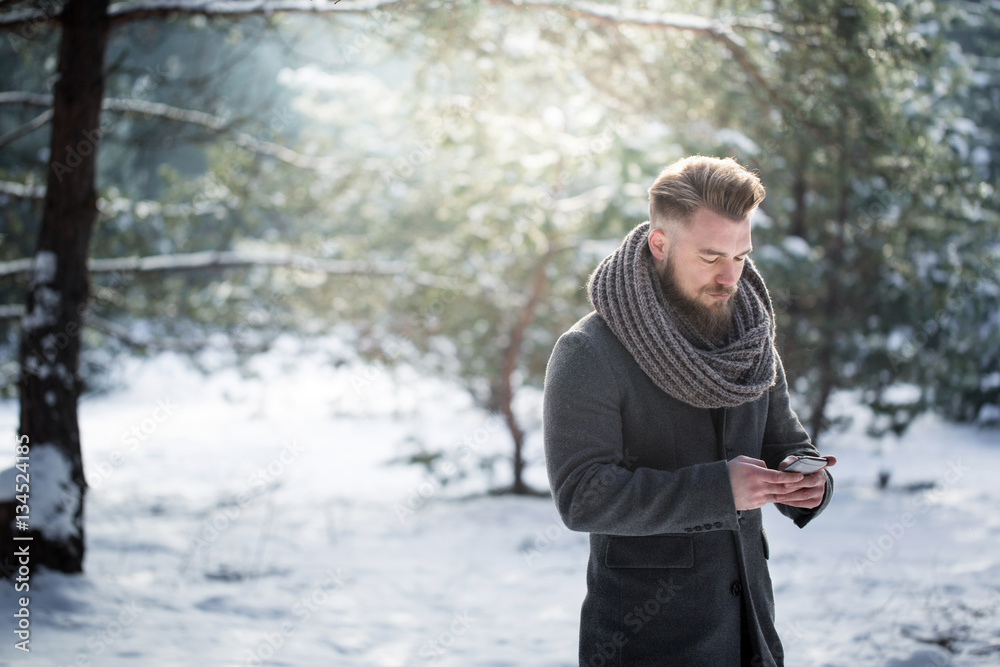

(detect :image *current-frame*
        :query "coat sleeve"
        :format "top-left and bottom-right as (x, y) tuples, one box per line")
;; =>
(759, 353), (834, 528)
(542, 328), (741, 536)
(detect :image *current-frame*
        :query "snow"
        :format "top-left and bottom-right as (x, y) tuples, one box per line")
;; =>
(782, 235), (812, 259)
(20, 286), (60, 332)
(751, 207), (773, 229)
(978, 403), (1000, 425)
(881, 383), (923, 406)
(715, 128), (760, 156)
(27, 444), (80, 542)
(981, 373), (1000, 392)
(30, 251), (57, 287)
(950, 118), (978, 136)
(577, 238), (622, 261)
(0, 465), (14, 502)
(0, 341), (998, 665)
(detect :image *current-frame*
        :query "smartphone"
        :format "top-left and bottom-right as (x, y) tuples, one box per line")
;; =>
(783, 455), (828, 474)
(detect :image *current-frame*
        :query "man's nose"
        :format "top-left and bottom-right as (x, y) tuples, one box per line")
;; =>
(716, 261), (740, 287)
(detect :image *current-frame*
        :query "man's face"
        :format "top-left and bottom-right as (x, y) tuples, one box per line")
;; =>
(649, 207), (752, 340)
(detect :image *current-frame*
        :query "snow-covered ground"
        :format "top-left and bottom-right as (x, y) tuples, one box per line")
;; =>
(1, 338), (998, 666)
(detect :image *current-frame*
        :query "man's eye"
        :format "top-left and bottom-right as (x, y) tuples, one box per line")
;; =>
(702, 257), (718, 264)
(735, 256), (747, 262)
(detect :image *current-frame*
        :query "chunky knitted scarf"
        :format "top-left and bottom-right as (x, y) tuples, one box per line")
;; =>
(587, 221), (777, 408)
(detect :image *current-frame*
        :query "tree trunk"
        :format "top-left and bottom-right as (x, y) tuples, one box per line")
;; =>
(12, 0), (109, 575)
(778, 153), (808, 366)
(498, 247), (555, 495)
(809, 155), (851, 448)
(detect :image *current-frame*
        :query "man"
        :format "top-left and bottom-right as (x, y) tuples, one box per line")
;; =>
(542, 156), (835, 667)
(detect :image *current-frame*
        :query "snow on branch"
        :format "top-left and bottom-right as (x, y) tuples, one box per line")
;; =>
(0, 305), (233, 355)
(0, 92), (339, 170)
(103, 97), (339, 170)
(106, 0), (404, 24)
(0, 179), (45, 199)
(488, 0), (781, 36)
(0, 250), (455, 289)
(0, 181), (238, 215)
(493, 0), (719, 33)
(0, 91), (49, 106)
(0, 5), (52, 31)
(82, 313), (216, 354)
(0, 0), (404, 31)
(488, 0), (834, 150)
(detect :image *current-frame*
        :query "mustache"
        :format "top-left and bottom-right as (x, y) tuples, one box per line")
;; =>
(705, 285), (738, 297)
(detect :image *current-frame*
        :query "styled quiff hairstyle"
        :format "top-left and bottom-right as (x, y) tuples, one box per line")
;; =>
(648, 155), (765, 231)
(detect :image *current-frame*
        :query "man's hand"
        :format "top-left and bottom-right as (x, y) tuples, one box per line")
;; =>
(728, 455), (806, 511)
(773, 455), (836, 509)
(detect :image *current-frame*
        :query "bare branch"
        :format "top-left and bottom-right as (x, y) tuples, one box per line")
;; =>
(0, 91), (50, 106)
(83, 313), (212, 354)
(0, 250), (455, 288)
(553, 184), (616, 213)
(0, 92), (339, 170)
(0, 305), (218, 354)
(0, 0), (404, 32)
(0, 108), (52, 148)
(102, 97), (341, 169)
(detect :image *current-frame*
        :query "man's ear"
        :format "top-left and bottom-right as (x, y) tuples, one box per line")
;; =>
(648, 226), (669, 261)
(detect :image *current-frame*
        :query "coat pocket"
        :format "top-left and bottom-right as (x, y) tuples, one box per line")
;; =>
(761, 526), (770, 560)
(604, 534), (694, 569)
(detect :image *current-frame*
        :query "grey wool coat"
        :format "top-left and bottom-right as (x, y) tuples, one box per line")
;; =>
(542, 312), (833, 667)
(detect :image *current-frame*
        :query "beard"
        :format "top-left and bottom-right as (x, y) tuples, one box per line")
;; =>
(657, 258), (737, 342)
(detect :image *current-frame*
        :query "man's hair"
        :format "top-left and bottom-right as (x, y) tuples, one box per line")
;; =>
(647, 155), (765, 230)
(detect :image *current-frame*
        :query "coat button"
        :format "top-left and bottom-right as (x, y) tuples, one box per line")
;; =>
(731, 582), (742, 597)
(714, 522), (723, 528)
(694, 525), (702, 531)
(685, 527), (692, 533)
(703, 523), (713, 530)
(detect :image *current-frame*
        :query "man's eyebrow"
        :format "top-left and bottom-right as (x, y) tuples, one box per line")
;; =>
(697, 246), (754, 257)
